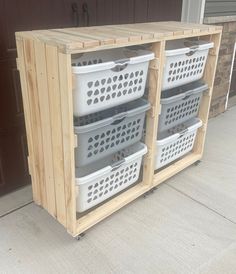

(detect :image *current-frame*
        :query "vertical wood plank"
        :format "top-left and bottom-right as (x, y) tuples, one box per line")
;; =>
(58, 52), (76, 235)
(34, 41), (57, 218)
(143, 41), (165, 185)
(193, 33), (222, 155)
(23, 38), (46, 207)
(45, 45), (67, 225)
(16, 37), (40, 205)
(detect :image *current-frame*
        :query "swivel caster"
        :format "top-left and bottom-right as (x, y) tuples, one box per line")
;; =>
(76, 232), (85, 241)
(143, 187), (158, 198)
(194, 160), (201, 166)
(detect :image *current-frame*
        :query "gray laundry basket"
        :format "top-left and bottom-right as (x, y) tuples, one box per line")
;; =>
(74, 99), (150, 167)
(158, 81), (208, 132)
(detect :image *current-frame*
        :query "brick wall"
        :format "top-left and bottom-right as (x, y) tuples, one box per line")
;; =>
(204, 18), (236, 117)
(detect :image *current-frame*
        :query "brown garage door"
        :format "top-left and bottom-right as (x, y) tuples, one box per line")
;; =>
(0, 0), (182, 196)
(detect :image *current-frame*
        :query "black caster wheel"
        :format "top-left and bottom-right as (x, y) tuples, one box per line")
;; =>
(194, 160), (201, 166)
(76, 232), (85, 241)
(143, 187), (158, 198)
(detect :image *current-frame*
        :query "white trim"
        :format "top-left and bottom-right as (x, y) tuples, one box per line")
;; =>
(226, 42), (236, 109)
(204, 15), (236, 24)
(181, 0), (206, 24)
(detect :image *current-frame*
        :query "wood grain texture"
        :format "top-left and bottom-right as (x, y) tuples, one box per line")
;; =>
(16, 38), (39, 204)
(45, 45), (66, 224)
(193, 33), (222, 156)
(16, 22), (222, 54)
(143, 41), (165, 186)
(58, 52), (76, 235)
(22, 38), (45, 207)
(34, 41), (56, 218)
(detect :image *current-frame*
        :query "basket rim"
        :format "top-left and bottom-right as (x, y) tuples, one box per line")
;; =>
(75, 142), (147, 185)
(165, 40), (214, 57)
(156, 118), (202, 146)
(74, 99), (150, 133)
(72, 49), (154, 74)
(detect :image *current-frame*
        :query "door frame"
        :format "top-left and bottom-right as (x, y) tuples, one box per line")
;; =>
(181, 0), (206, 23)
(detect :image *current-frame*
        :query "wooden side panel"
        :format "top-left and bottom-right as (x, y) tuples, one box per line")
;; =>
(45, 45), (67, 225)
(143, 41), (165, 185)
(58, 53), (76, 235)
(16, 37), (40, 204)
(193, 33), (222, 155)
(34, 41), (57, 218)
(22, 38), (46, 207)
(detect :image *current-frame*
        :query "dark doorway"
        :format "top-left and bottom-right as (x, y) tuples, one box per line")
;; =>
(0, 0), (182, 196)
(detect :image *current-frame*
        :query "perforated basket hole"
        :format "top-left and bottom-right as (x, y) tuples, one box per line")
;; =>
(167, 53), (206, 84)
(85, 160), (140, 204)
(159, 132), (196, 164)
(86, 117), (143, 159)
(84, 69), (145, 107)
(73, 58), (103, 67)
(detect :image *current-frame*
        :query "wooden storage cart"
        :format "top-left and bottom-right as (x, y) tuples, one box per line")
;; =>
(16, 22), (222, 237)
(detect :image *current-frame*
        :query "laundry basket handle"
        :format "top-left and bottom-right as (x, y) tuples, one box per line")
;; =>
(186, 45), (199, 56)
(111, 59), (130, 72)
(111, 159), (125, 171)
(111, 112), (127, 125)
(178, 129), (188, 138)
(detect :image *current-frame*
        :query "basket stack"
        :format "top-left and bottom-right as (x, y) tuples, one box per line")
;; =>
(155, 39), (213, 169)
(72, 47), (154, 212)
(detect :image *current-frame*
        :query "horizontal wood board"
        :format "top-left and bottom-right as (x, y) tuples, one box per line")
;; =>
(16, 22), (222, 54)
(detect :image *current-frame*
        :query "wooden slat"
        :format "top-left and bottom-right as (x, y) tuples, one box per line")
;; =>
(58, 52), (77, 235)
(193, 33), (222, 155)
(168, 21), (218, 33)
(33, 30), (88, 52)
(143, 41), (165, 186)
(55, 29), (115, 46)
(76, 27), (130, 44)
(107, 25), (154, 40)
(153, 22), (194, 35)
(118, 23), (173, 38)
(16, 37), (40, 205)
(153, 153), (202, 186)
(16, 22), (222, 54)
(47, 30), (100, 48)
(23, 31), (84, 53)
(45, 45), (67, 224)
(34, 41), (56, 217)
(23, 38), (46, 207)
(77, 183), (150, 234)
(147, 22), (187, 36)
(100, 26), (142, 42)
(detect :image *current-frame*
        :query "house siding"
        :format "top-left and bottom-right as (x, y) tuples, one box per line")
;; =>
(205, 0), (236, 17)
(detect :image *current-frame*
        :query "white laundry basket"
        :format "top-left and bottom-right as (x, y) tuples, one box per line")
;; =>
(74, 99), (150, 167)
(75, 142), (147, 212)
(155, 118), (202, 169)
(162, 39), (213, 90)
(158, 81), (208, 132)
(72, 48), (154, 116)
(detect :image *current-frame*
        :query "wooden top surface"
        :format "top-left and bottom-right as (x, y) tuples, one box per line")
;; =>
(16, 21), (222, 54)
